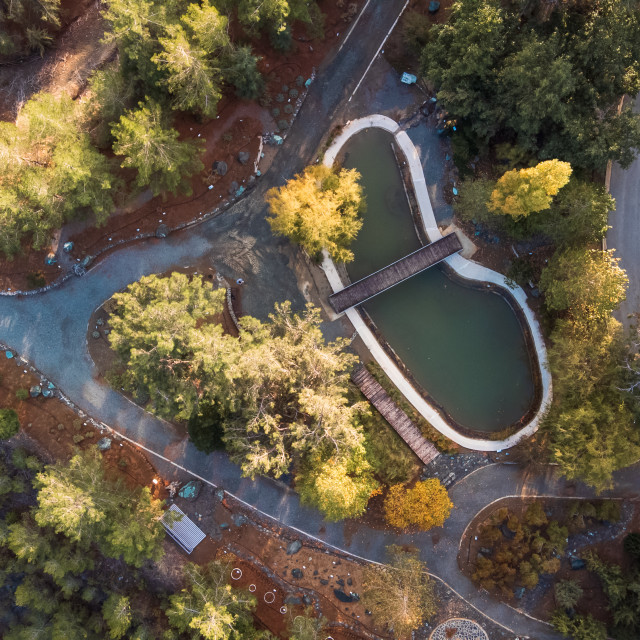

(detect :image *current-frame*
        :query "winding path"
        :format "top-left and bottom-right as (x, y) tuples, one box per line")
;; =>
(0, 4), (638, 639)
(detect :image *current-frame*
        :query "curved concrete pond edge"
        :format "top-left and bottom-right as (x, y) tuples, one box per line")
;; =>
(320, 115), (552, 451)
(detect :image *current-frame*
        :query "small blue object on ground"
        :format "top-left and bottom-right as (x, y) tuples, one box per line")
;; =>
(401, 72), (417, 85)
(63, 241), (74, 253)
(429, 1), (441, 13)
(45, 253), (57, 265)
(5, 351), (13, 359)
(236, 278), (244, 285)
(452, 187), (458, 196)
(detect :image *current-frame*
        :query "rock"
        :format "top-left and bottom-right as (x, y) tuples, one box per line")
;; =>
(284, 595), (302, 605)
(96, 318), (104, 326)
(302, 594), (312, 605)
(212, 161), (228, 176)
(237, 151), (250, 165)
(287, 540), (302, 555)
(349, 592), (360, 601)
(570, 557), (586, 570)
(178, 480), (202, 500)
(347, 578), (352, 586)
(29, 385), (41, 397)
(428, 1), (440, 13)
(333, 589), (355, 603)
(291, 568), (304, 579)
(232, 514), (247, 527)
(155, 223), (170, 238)
(247, 175), (256, 186)
(63, 241), (74, 253)
(229, 181), (239, 195)
(479, 547), (493, 556)
(92, 331), (100, 339)
(320, 579), (328, 585)
(80, 255), (93, 268)
(97, 437), (112, 451)
(336, 579), (345, 587)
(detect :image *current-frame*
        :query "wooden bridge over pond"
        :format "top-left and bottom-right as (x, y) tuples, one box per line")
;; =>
(329, 233), (462, 313)
(352, 367), (440, 465)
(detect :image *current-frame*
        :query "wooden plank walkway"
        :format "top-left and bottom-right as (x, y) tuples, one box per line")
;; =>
(352, 367), (440, 465)
(329, 233), (462, 313)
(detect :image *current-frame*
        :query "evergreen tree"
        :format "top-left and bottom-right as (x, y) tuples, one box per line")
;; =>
(165, 562), (256, 640)
(0, 409), (19, 439)
(34, 448), (165, 566)
(112, 99), (204, 196)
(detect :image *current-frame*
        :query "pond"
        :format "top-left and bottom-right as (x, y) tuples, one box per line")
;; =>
(341, 128), (535, 433)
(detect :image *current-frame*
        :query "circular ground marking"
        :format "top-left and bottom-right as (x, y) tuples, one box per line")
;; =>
(249, 584), (256, 592)
(429, 619), (488, 640)
(231, 568), (242, 580)
(264, 592), (275, 604)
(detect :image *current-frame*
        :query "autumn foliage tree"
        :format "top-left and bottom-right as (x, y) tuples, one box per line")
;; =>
(266, 164), (365, 263)
(383, 479), (452, 530)
(362, 545), (436, 638)
(488, 160), (572, 218)
(296, 448), (379, 521)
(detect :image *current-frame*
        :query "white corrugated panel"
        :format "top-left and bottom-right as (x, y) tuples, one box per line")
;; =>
(162, 504), (206, 554)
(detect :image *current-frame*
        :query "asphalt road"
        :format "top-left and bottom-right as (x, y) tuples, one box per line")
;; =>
(608, 95), (640, 328)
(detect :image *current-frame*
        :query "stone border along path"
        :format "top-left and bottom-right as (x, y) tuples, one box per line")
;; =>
(320, 115), (552, 451)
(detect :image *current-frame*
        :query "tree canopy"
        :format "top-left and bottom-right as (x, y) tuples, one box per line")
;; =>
(108, 273), (376, 517)
(0, 409), (20, 439)
(165, 562), (257, 640)
(488, 160), (572, 218)
(266, 164), (365, 263)
(383, 479), (452, 530)
(112, 99), (204, 196)
(422, 0), (640, 170)
(34, 448), (165, 566)
(0, 92), (119, 257)
(539, 248), (627, 324)
(362, 545), (436, 638)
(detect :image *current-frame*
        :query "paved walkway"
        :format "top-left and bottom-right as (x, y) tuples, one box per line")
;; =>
(608, 95), (640, 329)
(0, 5), (635, 639)
(321, 115), (552, 451)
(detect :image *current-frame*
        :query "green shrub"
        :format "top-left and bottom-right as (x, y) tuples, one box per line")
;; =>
(15, 389), (29, 401)
(0, 409), (20, 439)
(26, 271), (46, 289)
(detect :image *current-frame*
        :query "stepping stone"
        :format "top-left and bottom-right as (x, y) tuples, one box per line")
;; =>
(286, 540), (302, 555)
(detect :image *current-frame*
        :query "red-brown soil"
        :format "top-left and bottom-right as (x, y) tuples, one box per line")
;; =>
(0, 0), (363, 293)
(0, 343), (378, 638)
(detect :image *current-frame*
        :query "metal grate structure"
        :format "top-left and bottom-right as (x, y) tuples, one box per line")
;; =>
(162, 504), (206, 554)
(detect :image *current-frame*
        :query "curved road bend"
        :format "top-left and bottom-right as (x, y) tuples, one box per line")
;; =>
(1, 3), (635, 638)
(608, 95), (640, 328)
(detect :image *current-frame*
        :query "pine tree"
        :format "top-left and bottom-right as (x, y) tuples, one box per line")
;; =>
(112, 99), (204, 196)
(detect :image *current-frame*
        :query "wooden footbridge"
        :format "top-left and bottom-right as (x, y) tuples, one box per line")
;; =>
(329, 233), (462, 313)
(352, 367), (440, 465)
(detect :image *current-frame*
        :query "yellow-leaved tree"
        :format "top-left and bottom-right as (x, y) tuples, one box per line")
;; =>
(266, 164), (364, 263)
(488, 159), (572, 218)
(384, 478), (452, 530)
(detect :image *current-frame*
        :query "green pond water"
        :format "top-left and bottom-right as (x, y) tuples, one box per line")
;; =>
(342, 128), (535, 432)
